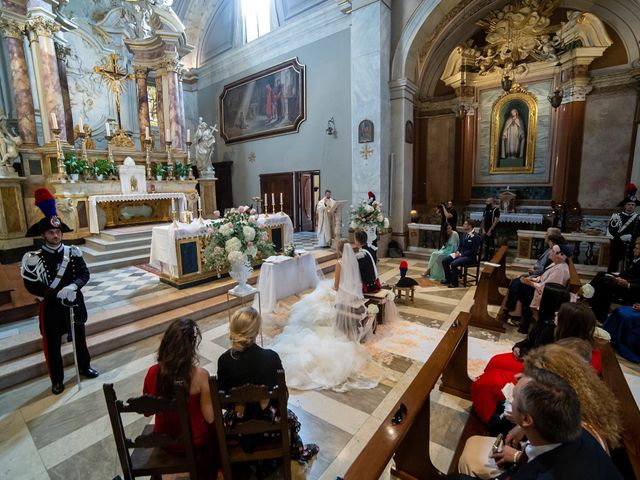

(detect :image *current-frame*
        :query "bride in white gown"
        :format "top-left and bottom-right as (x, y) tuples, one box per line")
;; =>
(267, 243), (390, 391)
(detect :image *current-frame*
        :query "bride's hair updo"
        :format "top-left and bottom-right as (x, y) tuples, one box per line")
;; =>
(336, 238), (349, 256)
(229, 307), (261, 352)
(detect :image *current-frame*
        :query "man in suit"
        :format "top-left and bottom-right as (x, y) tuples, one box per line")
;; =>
(21, 189), (98, 395)
(354, 229), (381, 293)
(442, 220), (482, 288)
(588, 238), (640, 322)
(449, 368), (622, 480)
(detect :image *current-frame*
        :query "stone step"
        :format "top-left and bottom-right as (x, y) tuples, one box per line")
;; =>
(83, 235), (152, 252)
(85, 254), (151, 273)
(0, 252), (338, 391)
(82, 244), (151, 263)
(98, 225), (156, 242)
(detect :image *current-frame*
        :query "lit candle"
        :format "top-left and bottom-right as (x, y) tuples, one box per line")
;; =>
(171, 198), (176, 213)
(271, 192), (275, 206)
(197, 195), (202, 211)
(145, 126), (150, 138)
(280, 192), (283, 204)
(264, 193), (268, 209)
(165, 128), (171, 141)
(50, 112), (58, 130)
(187, 128), (191, 142)
(105, 122), (111, 137)
(78, 117), (83, 131)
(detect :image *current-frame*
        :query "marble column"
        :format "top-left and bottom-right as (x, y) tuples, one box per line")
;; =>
(55, 42), (73, 144)
(552, 65), (592, 203)
(350, 0), (391, 206)
(0, 19), (37, 145)
(163, 58), (184, 150)
(177, 66), (187, 146)
(135, 66), (151, 146)
(453, 88), (476, 205)
(389, 78), (417, 247)
(27, 16), (66, 142)
(154, 68), (166, 150)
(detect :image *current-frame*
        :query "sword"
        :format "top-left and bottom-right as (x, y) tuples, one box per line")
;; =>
(63, 299), (82, 390)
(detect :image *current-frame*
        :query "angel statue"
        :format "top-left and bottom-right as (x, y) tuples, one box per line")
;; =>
(0, 108), (22, 171)
(194, 117), (217, 177)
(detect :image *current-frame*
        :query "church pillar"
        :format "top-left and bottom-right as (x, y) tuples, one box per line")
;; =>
(162, 57), (184, 150)
(177, 66), (186, 146)
(453, 87), (476, 205)
(54, 42), (73, 144)
(0, 18), (38, 145)
(27, 16), (66, 142)
(552, 65), (592, 203)
(134, 66), (151, 146)
(350, 0), (391, 206)
(154, 68), (166, 150)
(389, 78), (417, 248)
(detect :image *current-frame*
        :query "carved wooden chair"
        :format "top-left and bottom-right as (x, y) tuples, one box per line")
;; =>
(210, 370), (291, 480)
(103, 382), (200, 480)
(462, 249), (482, 287)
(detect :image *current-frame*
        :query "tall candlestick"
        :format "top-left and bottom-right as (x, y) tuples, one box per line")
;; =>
(271, 192), (275, 206)
(280, 192), (283, 204)
(105, 122), (111, 137)
(197, 195), (202, 211)
(171, 198), (176, 213)
(165, 128), (171, 141)
(187, 128), (191, 142)
(50, 112), (58, 130)
(264, 193), (267, 209)
(145, 126), (150, 138)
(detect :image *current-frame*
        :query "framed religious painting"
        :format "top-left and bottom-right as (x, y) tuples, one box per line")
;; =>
(358, 119), (374, 143)
(489, 88), (537, 174)
(219, 58), (306, 144)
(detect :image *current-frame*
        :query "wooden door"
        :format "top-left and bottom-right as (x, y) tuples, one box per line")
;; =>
(212, 161), (233, 212)
(259, 172), (295, 221)
(295, 170), (320, 232)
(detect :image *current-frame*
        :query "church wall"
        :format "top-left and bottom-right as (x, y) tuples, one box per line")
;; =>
(579, 87), (637, 210)
(425, 114), (455, 207)
(196, 29), (352, 227)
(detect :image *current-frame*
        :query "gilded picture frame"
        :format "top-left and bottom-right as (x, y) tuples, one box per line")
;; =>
(489, 89), (537, 174)
(219, 58), (306, 144)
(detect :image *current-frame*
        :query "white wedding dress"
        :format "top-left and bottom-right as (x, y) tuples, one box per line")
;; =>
(267, 244), (381, 391)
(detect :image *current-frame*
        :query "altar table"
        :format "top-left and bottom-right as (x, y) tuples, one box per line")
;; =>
(88, 193), (187, 234)
(469, 212), (544, 224)
(253, 253), (322, 313)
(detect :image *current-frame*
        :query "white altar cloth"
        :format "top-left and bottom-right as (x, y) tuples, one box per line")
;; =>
(470, 212), (544, 224)
(88, 193), (187, 234)
(256, 214), (294, 245)
(150, 221), (207, 277)
(253, 253), (321, 313)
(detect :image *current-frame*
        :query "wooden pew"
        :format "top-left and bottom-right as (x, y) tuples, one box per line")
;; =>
(567, 257), (581, 294)
(597, 339), (640, 480)
(469, 245), (509, 333)
(340, 312), (473, 480)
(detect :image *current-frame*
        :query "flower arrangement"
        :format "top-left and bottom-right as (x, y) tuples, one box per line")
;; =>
(283, 243), (296, 257)
(202, 206), (274, 275)
(63, 154), (90, 175)
(349, 194), (390, 230)
(92, 158), (116, 177)
(153, 162), (167, 179)
(175, 162), (191, 179)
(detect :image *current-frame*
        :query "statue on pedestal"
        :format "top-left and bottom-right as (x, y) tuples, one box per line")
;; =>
(0, 108), (22, 175)
(194, 117), (217, 178)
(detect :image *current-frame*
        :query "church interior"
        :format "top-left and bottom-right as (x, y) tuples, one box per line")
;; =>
(1, 0), (640, 479)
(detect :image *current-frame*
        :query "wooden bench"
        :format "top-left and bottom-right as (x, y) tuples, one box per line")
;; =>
(392, 285), (415, 302)
(567, 257), (581, 294)
(364, 289), (389, 333)
(469, 245), (509, 333)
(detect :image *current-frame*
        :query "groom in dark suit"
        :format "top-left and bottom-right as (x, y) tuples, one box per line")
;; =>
(441, 220), (481, 288)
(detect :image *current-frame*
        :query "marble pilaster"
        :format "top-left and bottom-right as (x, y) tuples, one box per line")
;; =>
(163, 58), (184, 150)
(177, 66), (187, 147)
(350, 0), (391, 207)
(155, 69), (166, 150)
(54, 42), (73, 144)
(389, 78), (416, 247)
(135, 66), (150, 147)
(27, 16), (66, 142)
(0, 19), (38, 145)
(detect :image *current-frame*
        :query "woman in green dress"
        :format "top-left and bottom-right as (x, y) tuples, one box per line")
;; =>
(422, 224), (460, 281)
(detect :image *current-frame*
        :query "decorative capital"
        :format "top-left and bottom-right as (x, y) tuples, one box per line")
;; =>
(0, 18), (26, 39)
(162, 57), (180, 73)
(134, 66), (149, 79)
(562, 84), (593, 103)
(27, 17), (60, 38)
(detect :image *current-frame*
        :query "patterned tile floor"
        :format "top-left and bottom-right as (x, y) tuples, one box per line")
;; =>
(2, 244), (639, 480)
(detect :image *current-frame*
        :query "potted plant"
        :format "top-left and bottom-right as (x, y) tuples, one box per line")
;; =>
(63, 154), (90, 182)
(154, 162), (167, 181)
(175, 162), (191, 181)
(93, 158), (115, 181)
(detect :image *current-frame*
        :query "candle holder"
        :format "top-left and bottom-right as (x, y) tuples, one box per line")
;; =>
(172, 207), (179, 229)
(198, 207), (205, 224)
(185, 141), (194, 180)
(271, 201), (276, 216)
(166, 140), (174, 180)
(76, 129), (92, 177)
(279, 202), (284, 215)
(145, 138), (152, 180)
(52, 128), (68, 183)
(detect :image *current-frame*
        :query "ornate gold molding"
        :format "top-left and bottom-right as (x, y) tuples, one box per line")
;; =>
(134, 66), (149, 80)
(27, 17), (60, 38)
(0, 18), (25, 39)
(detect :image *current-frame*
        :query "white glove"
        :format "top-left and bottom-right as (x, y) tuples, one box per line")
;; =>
(56, 284), (78, 303)
(620, 234), (632, 242)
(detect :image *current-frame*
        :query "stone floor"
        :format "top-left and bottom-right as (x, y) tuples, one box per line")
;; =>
(1, 254), (639, 480)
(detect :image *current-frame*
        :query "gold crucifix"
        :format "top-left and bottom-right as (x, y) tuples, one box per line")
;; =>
(93, 53), (134, 130)
(360, 144), (373, 160)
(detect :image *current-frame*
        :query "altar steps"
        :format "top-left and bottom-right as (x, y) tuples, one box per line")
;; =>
(0, 251), (338, 391)
(82, 225), (156, 273)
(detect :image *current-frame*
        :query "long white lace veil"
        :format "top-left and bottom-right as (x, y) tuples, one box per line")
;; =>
(335, 244), (365, 340)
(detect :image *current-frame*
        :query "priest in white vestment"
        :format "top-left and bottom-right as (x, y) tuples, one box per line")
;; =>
(316, 189), (336, 247)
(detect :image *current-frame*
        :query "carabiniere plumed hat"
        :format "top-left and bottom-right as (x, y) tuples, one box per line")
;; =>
(25, 188), (73, 237)
(617, 183), (638, 208)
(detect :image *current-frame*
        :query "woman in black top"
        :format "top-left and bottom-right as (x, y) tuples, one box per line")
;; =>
(217, 307), (319, 463)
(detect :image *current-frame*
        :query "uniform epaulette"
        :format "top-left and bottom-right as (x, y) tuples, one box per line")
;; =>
(21, 250), (42, 267)
(70, 245), (83, 257)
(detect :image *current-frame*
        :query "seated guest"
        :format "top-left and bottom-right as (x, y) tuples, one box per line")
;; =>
(603, 303), (640, 363)
(442, 220), (482, 288)
(471, 301), (600, 424)
(503, 229), (565, 320)
(588, 238), (640, 322)
(457, 362), (622, 480)
(143, 318), (216, 475)
(217, 308), (319, 463)
(354, 229), (382, 293)
(507, 243), (572, 334)
(422, 223), (460, 280)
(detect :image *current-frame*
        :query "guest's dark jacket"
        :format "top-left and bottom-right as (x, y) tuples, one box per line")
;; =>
(498, 429), (623, 480)
(620, 257), (640, 290)
(458, 232), (482, 259)
(363, 244), (377, 263)
(217, 343), (284, 393)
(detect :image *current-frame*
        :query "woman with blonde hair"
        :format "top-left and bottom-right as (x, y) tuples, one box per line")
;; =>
(216, 307), (319, 463)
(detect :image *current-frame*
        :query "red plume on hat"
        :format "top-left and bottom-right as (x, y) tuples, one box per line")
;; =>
(399, 260), (408, 269)
(34, 188), (57, 217)
(25, 188), (73, 237)
(618, 183), (639, 207)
